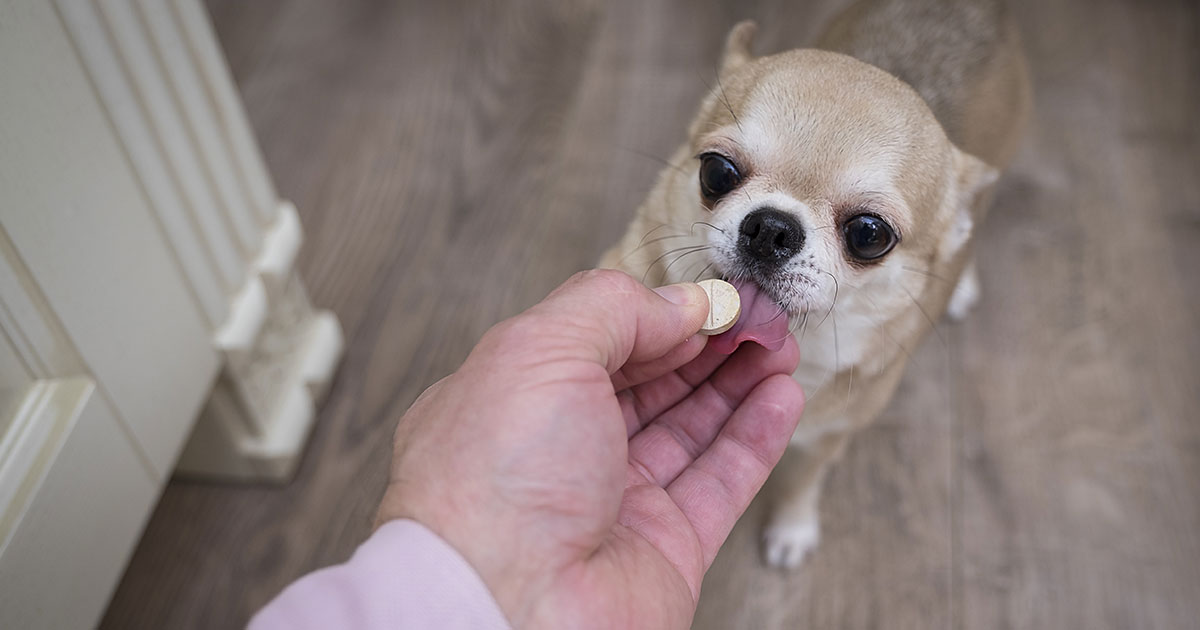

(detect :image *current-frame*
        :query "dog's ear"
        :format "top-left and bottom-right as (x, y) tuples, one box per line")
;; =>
(721, 21), (758, 75)
(957, 149), (1000, 218)
(938, 148), (999, 263)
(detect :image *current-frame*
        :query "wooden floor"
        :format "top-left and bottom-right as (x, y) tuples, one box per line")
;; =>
(101, 0), (1200, 628)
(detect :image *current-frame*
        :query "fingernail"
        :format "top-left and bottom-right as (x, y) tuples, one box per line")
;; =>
(653, 283), (701, 306)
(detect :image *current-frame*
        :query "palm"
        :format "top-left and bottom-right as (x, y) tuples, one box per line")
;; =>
(528, 339), (802, 628)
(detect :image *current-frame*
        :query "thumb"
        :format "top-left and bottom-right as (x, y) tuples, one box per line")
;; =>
(522, 269), (710, 374)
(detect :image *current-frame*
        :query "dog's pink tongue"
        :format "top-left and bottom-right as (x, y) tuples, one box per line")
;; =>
(709, 279), (791, 354)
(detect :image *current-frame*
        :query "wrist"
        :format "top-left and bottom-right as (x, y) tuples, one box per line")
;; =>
(375, 485), (555, 627)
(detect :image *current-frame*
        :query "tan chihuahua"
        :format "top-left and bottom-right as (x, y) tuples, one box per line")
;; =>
(601, 0), (1030, 568)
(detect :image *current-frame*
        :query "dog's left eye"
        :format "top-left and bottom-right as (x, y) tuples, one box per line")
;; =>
(698, 154), (742, 200)
(842, 214), (898, 261)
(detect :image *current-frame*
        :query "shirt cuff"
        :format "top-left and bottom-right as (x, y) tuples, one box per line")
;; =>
(248, 519), (511, 630)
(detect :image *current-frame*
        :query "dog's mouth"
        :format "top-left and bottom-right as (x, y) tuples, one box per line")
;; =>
(708, 278), (793, 354)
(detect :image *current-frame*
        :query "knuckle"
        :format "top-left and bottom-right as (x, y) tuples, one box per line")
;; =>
(482, 316), (535, 350)
(481, 312), (566, 358)
(572, 268), (640, 294)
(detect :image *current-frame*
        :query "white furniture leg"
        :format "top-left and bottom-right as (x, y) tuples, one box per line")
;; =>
(176, 204), (344, 480)
(56, 0), (344, 481)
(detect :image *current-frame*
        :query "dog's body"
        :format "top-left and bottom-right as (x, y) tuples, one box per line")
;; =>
(601, 0), (1029, 567)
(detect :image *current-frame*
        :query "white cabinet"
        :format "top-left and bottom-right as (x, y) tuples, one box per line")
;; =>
(0, 1), (343, 627)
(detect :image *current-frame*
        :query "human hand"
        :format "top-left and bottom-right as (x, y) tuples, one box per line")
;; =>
(376, 270), (803, 629)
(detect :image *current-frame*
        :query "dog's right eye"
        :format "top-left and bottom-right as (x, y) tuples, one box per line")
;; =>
(698, 154), (742, 200)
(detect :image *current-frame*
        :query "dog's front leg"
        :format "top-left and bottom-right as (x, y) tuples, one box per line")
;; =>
(762, 431), (850, 569)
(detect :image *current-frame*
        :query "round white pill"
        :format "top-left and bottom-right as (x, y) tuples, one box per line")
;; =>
(697, 279), (741, 335)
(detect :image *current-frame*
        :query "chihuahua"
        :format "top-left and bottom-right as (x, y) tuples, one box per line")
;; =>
(600, 0), (1030, 568)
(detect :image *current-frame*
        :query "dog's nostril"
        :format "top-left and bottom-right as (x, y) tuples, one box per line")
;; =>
(738, 208), (804, 265)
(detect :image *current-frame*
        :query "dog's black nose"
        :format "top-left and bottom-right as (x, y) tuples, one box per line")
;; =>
(738, 208), (804, 264)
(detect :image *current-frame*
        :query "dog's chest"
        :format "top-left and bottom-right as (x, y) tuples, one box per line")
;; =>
(790, 297), (898, 394)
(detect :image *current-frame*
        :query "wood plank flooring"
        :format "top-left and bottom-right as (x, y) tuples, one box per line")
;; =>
(101, 1), (1200, 628)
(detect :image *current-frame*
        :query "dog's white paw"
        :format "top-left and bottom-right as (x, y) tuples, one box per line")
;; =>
(762, 515), (820, 569)
(947, 263), (980, 322)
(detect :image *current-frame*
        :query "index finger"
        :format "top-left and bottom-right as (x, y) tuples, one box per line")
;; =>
(520, 270), (710, 374)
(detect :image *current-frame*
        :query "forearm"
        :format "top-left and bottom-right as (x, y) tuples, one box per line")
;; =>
(249, 519), (510, 630)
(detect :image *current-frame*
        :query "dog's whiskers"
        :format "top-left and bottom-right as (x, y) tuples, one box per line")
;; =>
(832, 314), (840, 379)
(813, 269), (840, 331)
(620, 146), (689, 176)
(898, 282), (946, 348)
(844, 364), (855, 413)
(857, 291), (919, 367)
(900, 265), (955, 286)
(679, 259), (711, 284)
(618, 219), (720, 270)
(697, 70), (744, 133)
(793, 282), (816, 347)
(762, 302), (791, 328)
(619, 223), (683, 260)
(691, 221), (725, 234)
(643, 245), (709, 284)
(797, 309), (812, 347)
(660, 246), (712, 284)
(638, 233), (703, 249)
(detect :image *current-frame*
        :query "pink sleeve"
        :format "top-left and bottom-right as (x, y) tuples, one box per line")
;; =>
(248, 519), (511, 630)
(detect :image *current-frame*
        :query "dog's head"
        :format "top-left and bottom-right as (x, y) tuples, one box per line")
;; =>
(683, 22), (996, 352)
